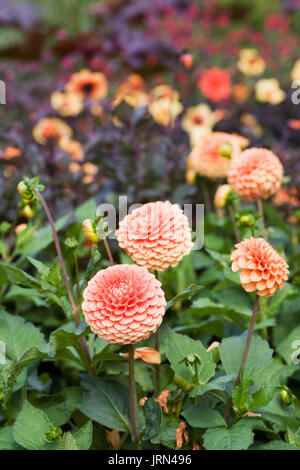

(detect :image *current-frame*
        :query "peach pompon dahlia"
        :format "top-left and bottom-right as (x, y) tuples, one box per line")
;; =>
(228, 148), (283, 201)
(82, 264), (166, 344)
(231, 237), (289, 297)
(186, 132), (247, 180)
(116, 201), (193, 271)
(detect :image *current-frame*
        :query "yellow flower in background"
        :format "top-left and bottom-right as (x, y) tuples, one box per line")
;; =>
(149, 98), (183, 126)
(82, 162), (98, 184)
(151, 85), (180, 101)
(291, 59), (300, 82)
(51, 91), (83, 117)
(181, 103), (223, 145)
(33, 118), (73, 145)
(113, 74), (149, 108)
(255, 79), (285, 105)
(237, 49), (266, 76)
(241, 113), (263, 137)
(148, 85), (182, 127)
(59, 137), (84, 161)
(65, 69), (108, 101)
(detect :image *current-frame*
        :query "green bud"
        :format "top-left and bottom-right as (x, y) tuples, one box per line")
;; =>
(0, 221), (11, 234)
(65, 237), (79, 250)
(218, 142), (233, 159)
(280, 388), (292, 405)
(44, 426), (63, 442)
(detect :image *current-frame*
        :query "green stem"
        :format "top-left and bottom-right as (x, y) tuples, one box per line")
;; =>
(103, 238), (115, 265)
(257, 199), (266, 239)
(228, 203), (240, 243)
(223, 294), (259, 421)
(35, 190), (91, 369)
(74, 252), (80, 304)
(154, 329), (160, 397)
(128, 344), (139, 446)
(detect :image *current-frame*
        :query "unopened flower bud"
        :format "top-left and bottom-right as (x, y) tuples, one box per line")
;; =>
(44, 426), (62, 442)
(22, 204), (35, 219)
(218, 141), (233, 159)
(280, 389), (292, 405)
(65, 237), (79, 250)
(214, 184), (232, 208)
(239, 214), (256, 227)
(180, 53), (193, 69)
(17, 181), (35, 202)
(82, 219), (100, 243)
(15, 223), (28, 235)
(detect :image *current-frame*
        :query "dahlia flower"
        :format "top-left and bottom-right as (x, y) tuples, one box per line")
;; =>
(231, 237), (289, 297)
(59, 138), (84, 161)
(82, 264), (166, 344)
(228, 148), (283, 201)
(198, 68), (231, 103)
(33, 118), (73, 145)
(291, 59), (300, 82)
(65, 69), (108, 101)
(255, 79), (285, 105)
(116, 201), (193, 271)
(237, 49), (266, 76)
(186, 132), (247, 180)
(51, 91), (83, 117)
(181, 104), (223, 146)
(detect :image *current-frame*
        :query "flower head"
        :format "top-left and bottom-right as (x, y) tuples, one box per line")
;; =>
(228, 148), (283, 201)
(198, 68), (231, 102)
(2, 147), (21, 159)
(237, 49), (266, 76)
(59, 137), (84, 161)
(51, 91), (83, 117)
(116, 201), (193, 271)
(33, 118), (72, 145)
(181, 104), (223, 145)
(255, 79), (285, 105)
(231, 237), (289, 297)
(148, 85), (182, 126)
(82, 264), (166, 344)
(113, 74), (149, 108)
(186, 132), (247, 180)
(291, 59), (300, 82)
(65, 69), (108, 101)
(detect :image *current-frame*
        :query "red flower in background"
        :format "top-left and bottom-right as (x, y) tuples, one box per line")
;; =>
(265, 14), (290, 35)
(198, 68), (231, 102)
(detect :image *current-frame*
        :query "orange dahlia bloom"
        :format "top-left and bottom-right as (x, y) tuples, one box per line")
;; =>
(186, 132), (246, 180)
(231, 237), (289, 297)
(228, 148), (283, 201)
(59, 137), (84, 161)
(3, 147), (21, 159)
(214, 184), (232, 208)
(120, 346), (161, 364)
(32, 118), (72, 145)
(82, 264), (166, 344)
(116, 201), (193, 271)
(198, 68), (231, 103)
(65, 69), (108, 101)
